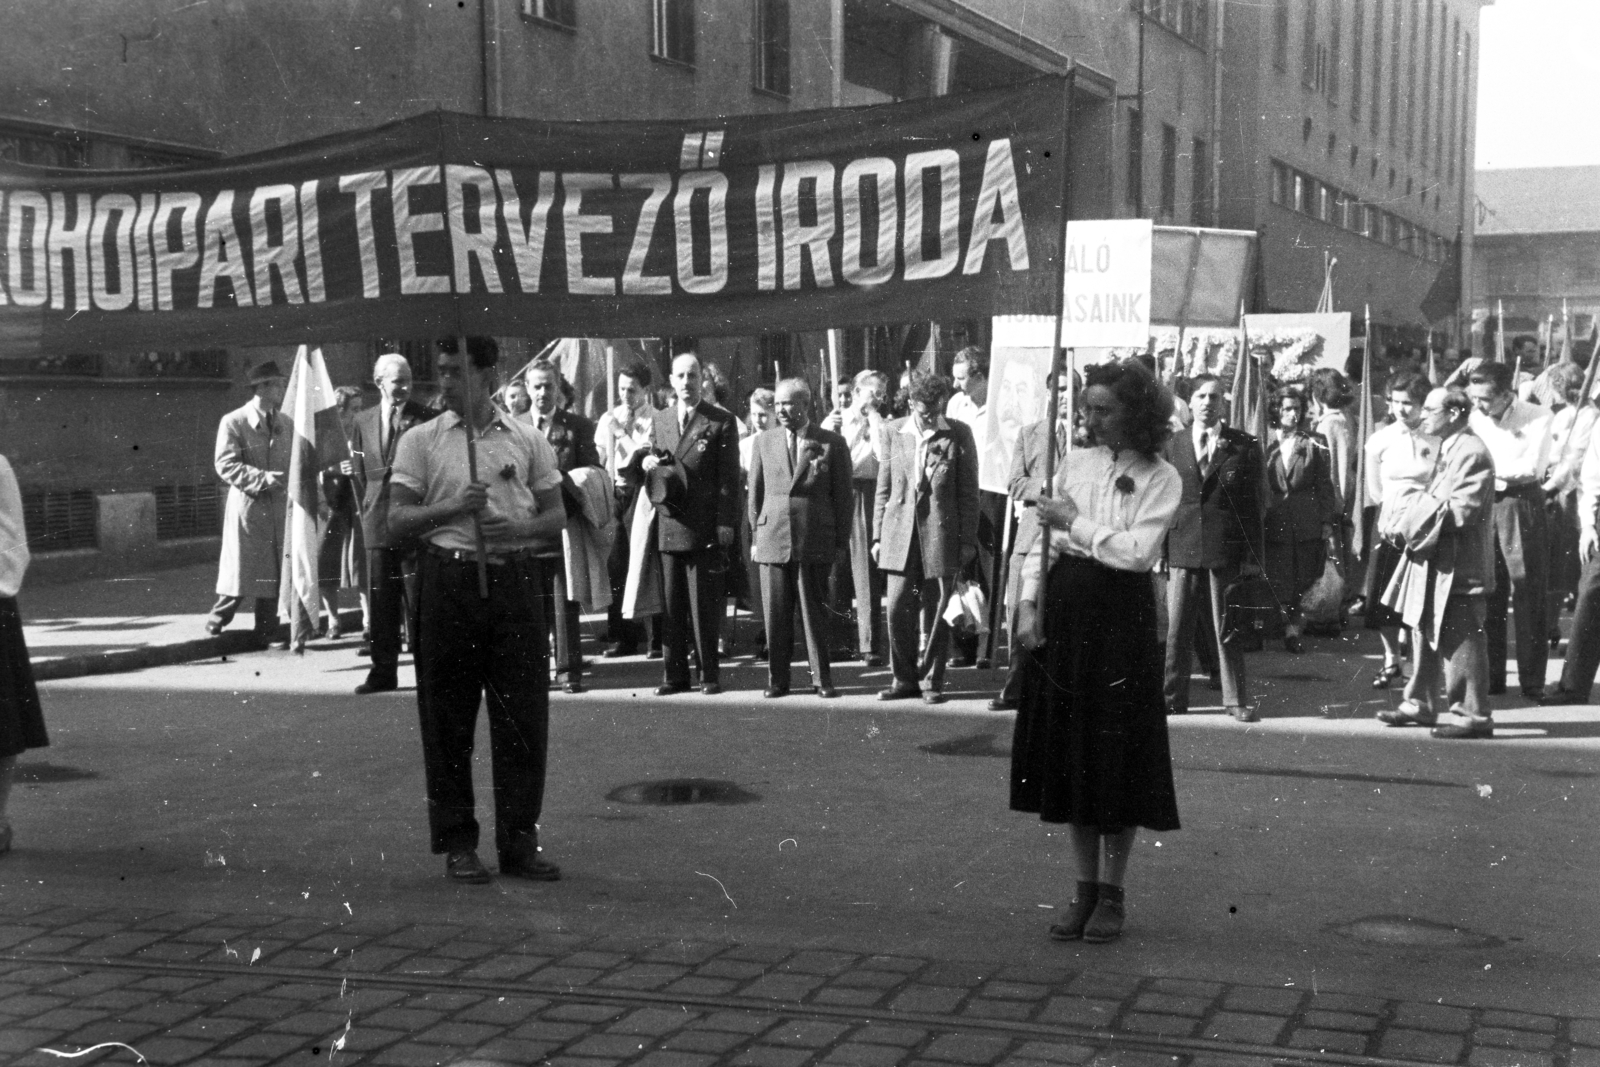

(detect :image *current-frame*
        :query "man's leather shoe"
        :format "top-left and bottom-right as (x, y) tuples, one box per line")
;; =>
(603, 643), (640, 658)
(950, 655), (976, 669)
(763, 686), (788, 699)
(1283, 635), (1304, 654)
(878, 686), (919, 701)
(1227, 705), (1259, 723)
(1540, 688), (1583, 706)
(562, 681), (584, 694)
(267, 639), (290, 651)
(445, 849), (492, 884)
(988, 697), (1017, 711)
(1376, 701), (1436, 727)
(205, 621), (224, 636)
(655, 683), (689, 696)
(976, 658), (992, 670)
(753, 646), (769, 662)
(862, 654), (884, 667)
(646, 646), (663, 659)
(500, 854), (561, 882)
(922, 690), (946, 705)
(1431, 717), (1494, 739)
(1207, 671), (1222, 691)
(1487, 683), (1507, 696)
(1521, 687), (1546, 701)
(815, 685), (838, 699)
(355, 671), (398, 695)
(357, 642), (371, 657)
(701, 682), (723, 695)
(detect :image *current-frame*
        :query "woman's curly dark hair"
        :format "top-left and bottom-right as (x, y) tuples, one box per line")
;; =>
(1083, 360), (1172, 460)
(1309, 367), (1354, 410)
(908, 371), (952, 411)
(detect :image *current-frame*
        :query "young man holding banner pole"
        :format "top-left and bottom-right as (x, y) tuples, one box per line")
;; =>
(388, 337), (567, 885)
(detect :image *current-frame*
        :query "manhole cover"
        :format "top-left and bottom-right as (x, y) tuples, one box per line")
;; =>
(1331, 915), (1501, 948)
(606, 778), (760, 806)
(14, 762), (99, 783)
(919, 732), (1011, 758)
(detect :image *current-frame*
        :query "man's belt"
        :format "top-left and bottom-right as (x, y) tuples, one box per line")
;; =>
(424, 544), (537, 566)
(1494, 482), (1544, 502)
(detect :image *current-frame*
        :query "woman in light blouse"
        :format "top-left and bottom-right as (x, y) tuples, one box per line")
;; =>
(0, 453), (48, 856)
(1011, 360), (1182, 944)
(1361, 371), (1438, 687)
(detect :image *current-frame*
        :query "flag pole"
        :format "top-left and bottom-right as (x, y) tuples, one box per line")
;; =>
(1352, 304), (1373, 558)
(458, 337), (491, 599)
(1496, 298), (1506, 363)
(1038, 68), (1077, 618)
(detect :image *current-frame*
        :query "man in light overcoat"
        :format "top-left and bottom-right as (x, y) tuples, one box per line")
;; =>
(749, 378), (853, 698)
(872, 373), (980, 704)
(207, 359), (292, 647)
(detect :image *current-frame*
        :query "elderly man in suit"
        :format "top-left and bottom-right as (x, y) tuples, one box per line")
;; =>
(526, 358), (601, 692)
(1163, 373), (1265, 722)
(632, 352), (740, 696)
(1378, 387), (1498, 738)
(989, 372), (1073, 711)
(207, 360), (292, 648)
(748, 378), (853, 699)
(347, 353), (436, 694)
(1468, 360), (1555, 699)
(872, 372), (981, 705)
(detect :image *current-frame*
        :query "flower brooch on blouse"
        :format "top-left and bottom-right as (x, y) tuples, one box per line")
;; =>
(1115, 474), (1136, 496)
(498, 463), (518, 481)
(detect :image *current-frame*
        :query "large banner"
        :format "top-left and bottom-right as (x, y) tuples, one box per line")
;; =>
(0, 79), (1068, 353)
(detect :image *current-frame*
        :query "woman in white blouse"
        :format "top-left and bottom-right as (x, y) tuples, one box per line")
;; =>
(1360, 371), (1438, 688)
(0, 454), (48, 856)
(1011, 360), (1182, 945)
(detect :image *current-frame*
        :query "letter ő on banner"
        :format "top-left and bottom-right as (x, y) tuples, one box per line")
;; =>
(1059, 219), (1152, 348)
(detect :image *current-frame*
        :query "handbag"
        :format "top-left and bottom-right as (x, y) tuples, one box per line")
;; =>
(1220, 574), (1284, 647)
(1300, 553), (1346, 626)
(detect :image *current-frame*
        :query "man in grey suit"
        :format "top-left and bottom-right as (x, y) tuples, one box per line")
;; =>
(872, 373), (980, 705)
(989, 373), (1073, 711)
(1163, 374), (1264, 722)
(1380, 387), (1498, 738)
(748, 379), (853, 699)
(348, 353), (436, 694)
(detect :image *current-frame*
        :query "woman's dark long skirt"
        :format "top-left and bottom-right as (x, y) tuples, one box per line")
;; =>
(0, 597), (47, 759)
(1362, 539), (1406, 628)
(1010, 556), (1179, 831)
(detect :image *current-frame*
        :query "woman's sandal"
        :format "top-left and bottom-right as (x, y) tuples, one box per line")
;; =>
(1371, 663), (1404, 689)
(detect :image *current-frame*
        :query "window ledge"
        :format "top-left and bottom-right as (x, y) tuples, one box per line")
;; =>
(519, 13), (576, 33)
(0, 376), (232, 390)
(648, 53), (696, 73)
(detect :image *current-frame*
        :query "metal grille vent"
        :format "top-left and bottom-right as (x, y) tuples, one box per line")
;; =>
(154, 483), (224, 540)
(21, 489), (97, 552)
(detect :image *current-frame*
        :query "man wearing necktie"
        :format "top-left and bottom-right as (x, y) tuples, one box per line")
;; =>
(347, 353), (437, 693)
(748, 379), (853, 698)
(207, 360), (293, 648)
(989, 371), (1075, 711)
(630, 352), (740, 696)
(1161, 373), (1265, 721)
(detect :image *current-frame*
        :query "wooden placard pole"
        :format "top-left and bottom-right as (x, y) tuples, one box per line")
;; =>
(458, 337), (491, 599)
(606, 344), (616, 414)
(1038, 70), (1078, 604)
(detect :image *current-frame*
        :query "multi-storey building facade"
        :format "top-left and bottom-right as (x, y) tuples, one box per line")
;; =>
(0, 0), (1490, 576)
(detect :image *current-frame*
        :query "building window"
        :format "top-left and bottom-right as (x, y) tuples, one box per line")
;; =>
(1405, 1), (1418, 156)
(0, 129), (88, 168)
(21, 488), (97, 553)
(1420, 0), (1433, 169)
(1131, 0), (1210, 48)
(1270, 160), (1290, 205)
(651, 0), (695, 66)
(1350, 0), (1364, 117)
(1191, 137), (1211, 225)
(1317, 182), (1333, 223)
(1328, 0), (1342, 101)
(1303, 0), (1320, 90)
(1371, 0), (1385, 135)
(154, 483), (224, 540)
(1273, 0), (1290, 71)
(1388, 0), (1402, 147)
(1456, 32), (1471, 185)
(1435, 13), (1448, 173)
(753, 0), (790, 96)
(1127, 108), (1144, 211)
(521, 0), (576, 29)
(1293, 172), (1309, 214)
(1160, 123), (1178, 221)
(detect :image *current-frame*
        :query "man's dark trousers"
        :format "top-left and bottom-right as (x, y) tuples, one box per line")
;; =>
(415, 553), (549, 866)
(1488, 486), (1549, 694)
(761, 560), (832, 692)
(368, 547), (420, 672)
(1559, 551), (1600, 700)
(661, 547), (723, 687)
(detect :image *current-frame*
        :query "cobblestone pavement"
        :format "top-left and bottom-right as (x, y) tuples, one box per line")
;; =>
(0, 905), (1592, 1067)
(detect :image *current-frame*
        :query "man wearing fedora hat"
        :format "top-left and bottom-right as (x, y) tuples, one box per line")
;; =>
(207, 359), (293, 647)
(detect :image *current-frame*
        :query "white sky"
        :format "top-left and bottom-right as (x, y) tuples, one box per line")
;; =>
(1477, 0), (1600, 169)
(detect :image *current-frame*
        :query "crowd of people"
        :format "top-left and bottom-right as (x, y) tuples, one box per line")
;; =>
(6, 330), (1594, 945)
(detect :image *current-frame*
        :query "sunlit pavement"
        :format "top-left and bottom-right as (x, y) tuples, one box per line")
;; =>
(1, 624), (1597, 1066)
